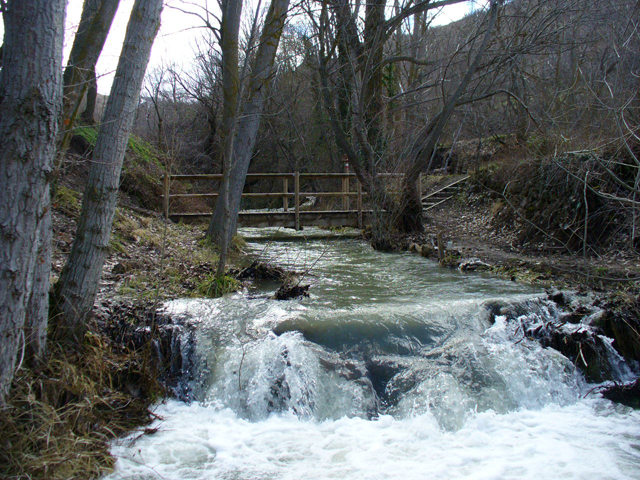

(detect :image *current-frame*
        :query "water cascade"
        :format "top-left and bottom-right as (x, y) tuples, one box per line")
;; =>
(105, 229), (640, 480)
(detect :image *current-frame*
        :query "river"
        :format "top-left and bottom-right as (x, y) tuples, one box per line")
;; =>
(105, 228), (640, 480)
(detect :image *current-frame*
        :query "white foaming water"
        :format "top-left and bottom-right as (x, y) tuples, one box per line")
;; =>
(105, 230), (640, 479)
(107, 400), (640, 480)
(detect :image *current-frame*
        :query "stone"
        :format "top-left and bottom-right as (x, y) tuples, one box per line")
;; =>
(459, 258), (492, 272)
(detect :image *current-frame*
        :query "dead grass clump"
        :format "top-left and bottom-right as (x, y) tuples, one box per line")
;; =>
(0, 331), (162, 479)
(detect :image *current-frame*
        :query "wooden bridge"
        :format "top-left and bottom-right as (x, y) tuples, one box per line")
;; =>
(162, 172), (415, 230)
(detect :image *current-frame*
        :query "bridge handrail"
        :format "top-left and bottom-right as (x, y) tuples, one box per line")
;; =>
(167, 172), (403, 181)
(162, 171), (415, 230)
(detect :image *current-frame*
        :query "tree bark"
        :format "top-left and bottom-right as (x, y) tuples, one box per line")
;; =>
(0, 0), (65, 403)
(212, 0), (243, 276)
(208, 0), (291, 244)
(52, 0), (162, 346)
(81, 69), (99, 124)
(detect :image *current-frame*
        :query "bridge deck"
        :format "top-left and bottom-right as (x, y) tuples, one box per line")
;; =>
(170, 210), (373, 228)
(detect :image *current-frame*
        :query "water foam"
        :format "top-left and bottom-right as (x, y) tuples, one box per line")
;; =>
(106, 399), (640, 480)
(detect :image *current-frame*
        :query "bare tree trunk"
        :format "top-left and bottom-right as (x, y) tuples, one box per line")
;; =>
(0, 0), (65, 403)
(52, 0), (162, 347)
(81, 68), (99, 124)
(58, 0), (120, 156)
(212, 0), (243, 276)
(208, 0), (291, 245)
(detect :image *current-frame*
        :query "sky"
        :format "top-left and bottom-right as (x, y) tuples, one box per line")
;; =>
(1, 0), (479, 95)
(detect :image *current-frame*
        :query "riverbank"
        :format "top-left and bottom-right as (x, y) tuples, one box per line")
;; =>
(411, 193), (640, 403)
(417, 194), (640, 290)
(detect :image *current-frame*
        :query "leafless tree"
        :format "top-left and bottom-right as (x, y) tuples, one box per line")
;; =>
(207, 0), (292, 256)
(53, 0), (163, 346)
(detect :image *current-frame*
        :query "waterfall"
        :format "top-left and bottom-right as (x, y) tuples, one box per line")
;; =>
(105, 229), (640, 480)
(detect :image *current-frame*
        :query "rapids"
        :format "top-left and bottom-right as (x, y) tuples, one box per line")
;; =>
(105, 228), (640, 480)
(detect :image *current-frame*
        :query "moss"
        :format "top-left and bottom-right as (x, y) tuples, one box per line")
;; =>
(74, 125), (168, 211)
(126, 134), (163, 168)
(53, 185), (82, 217)
(73, 126), (162, 167)
(73, 125), (99, 146)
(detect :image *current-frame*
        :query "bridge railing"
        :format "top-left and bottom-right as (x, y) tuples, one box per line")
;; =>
(162, 172), (410, 229)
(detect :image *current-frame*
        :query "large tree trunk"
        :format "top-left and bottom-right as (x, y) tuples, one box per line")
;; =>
(0, 0), (65, 403)
(57, 0), (120, 156)
(52, 0), (162, 347)
(213, 0), (243, 276)
(208, 0), (291, 244)
(24, 218), (53, 363)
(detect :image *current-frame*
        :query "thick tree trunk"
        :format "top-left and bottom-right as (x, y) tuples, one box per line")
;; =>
(0, 0), (64, 403)
(211, 0), (243, 276)
(52, 0), (162, 346)
(58, 0), (120, 155)
(363, 0), (386, 159)
(208, 0), (291, 244)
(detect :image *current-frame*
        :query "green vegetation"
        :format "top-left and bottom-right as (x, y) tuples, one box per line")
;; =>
(73, 125), (167, 210)
(195, 274), (241, 298)
(73, 125), (163, 166)
(73, 125), (99, 145)
(52, 185), (82, 216)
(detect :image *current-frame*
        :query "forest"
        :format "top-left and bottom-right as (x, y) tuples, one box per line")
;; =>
(1, 0), (639, 477)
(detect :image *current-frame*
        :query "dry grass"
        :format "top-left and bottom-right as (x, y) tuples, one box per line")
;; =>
(0, 331), (162, 479)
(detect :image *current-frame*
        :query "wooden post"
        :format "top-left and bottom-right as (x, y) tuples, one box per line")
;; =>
(437, 231), (444, 261)
(283, 177), (289, 212)
(163, 172), (170, 219)
(294, 171), (301, 230)
(342, 176), (350, 210)
(357, 180), (363, 229)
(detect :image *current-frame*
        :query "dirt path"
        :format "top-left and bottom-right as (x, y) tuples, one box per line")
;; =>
(424, 197), (640, 288)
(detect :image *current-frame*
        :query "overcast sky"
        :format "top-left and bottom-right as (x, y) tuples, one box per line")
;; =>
(1, 0), (479, 95)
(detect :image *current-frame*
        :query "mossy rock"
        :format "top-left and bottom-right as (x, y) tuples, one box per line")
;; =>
(439, 249), (462, 268)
